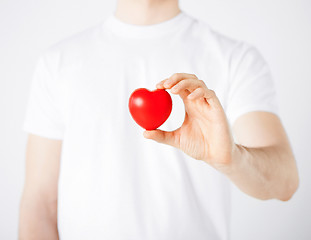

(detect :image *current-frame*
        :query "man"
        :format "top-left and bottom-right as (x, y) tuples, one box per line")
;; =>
(19, 0), (299, 239)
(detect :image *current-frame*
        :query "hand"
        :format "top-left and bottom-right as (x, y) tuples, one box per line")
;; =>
(143, 73), (236, 171)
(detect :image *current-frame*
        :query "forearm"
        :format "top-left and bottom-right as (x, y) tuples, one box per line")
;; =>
(19, 192), (59, 240)
(147, 75), (299, 200)
(221, 143), (299, 201)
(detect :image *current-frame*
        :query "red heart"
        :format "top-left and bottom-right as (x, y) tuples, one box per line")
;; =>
(129, 88), (172, 130)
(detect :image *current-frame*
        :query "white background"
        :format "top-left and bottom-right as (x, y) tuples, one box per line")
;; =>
(1, 0), (310, 239)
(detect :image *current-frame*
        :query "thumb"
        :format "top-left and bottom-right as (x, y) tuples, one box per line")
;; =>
(143, 129), (178, 148)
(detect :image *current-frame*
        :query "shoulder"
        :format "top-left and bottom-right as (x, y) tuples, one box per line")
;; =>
(186, 13), (241, 53)
(40, 22), (105, 69)
(50, 22), (104, 53)
(206, 26), (267, 71)
(187, 12), (264, 66)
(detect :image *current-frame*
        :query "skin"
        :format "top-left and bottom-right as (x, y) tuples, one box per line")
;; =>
(19, 135), (61, 239)
(145, 73), (299, 201)
(115, 0), (180, 25)
(19, 0), (299, 239)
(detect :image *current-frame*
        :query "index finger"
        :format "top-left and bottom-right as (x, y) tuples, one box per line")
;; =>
(157, 73), (198, 89)
(156, 79), (168, 89)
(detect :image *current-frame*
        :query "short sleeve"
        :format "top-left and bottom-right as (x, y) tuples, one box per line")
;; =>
(22, 53), (65, 139)
(225, 44), (279, 127)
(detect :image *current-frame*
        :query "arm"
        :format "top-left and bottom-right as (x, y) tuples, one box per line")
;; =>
(226, 112), (298, 201)
(19, 134), (62, 240)
(144, 73), (299, 201)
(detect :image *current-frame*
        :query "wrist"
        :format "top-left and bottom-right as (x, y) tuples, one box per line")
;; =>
(214, 143), (244, 176)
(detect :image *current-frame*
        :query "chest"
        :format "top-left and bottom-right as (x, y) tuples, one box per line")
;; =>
(59, 43), (228, 132)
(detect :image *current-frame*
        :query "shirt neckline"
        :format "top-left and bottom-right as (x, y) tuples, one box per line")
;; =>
(102, 11), (193, 39)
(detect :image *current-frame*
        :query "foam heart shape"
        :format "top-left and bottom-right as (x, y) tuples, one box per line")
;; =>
(129, 88), (172, 130)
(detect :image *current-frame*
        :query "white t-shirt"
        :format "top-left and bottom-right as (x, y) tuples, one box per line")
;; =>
(23, 11), (278, 240)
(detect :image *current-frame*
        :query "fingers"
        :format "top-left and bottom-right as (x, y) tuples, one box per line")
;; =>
(160, 73), (198, 89)
(170, 78), (205, 94)
(188, 87), (217, 101)
(156, 78), (168, 89)
(187, 87), (205, 100)
(156, 73), (220, 106)
(143, 129), (179, 148)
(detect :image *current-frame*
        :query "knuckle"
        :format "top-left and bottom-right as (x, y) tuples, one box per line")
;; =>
(209, 89), (216, 96)
(198, 79), (205, 87)
(191, 73), (198, 79)
(171, 73), (181, 80)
